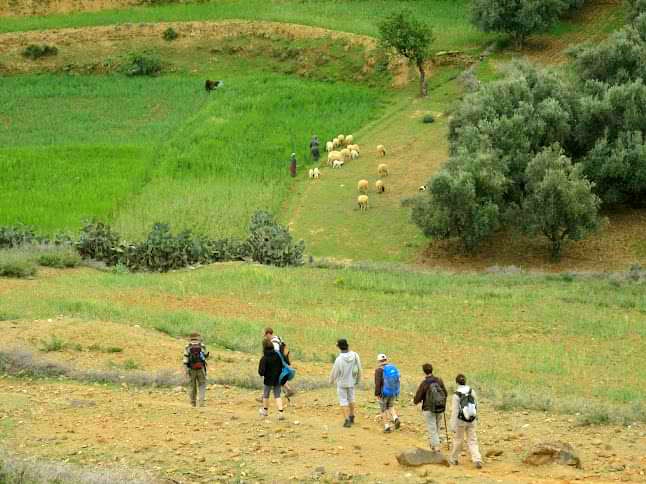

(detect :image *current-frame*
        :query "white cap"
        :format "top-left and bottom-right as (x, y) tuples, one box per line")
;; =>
(377, 353), (387, 362)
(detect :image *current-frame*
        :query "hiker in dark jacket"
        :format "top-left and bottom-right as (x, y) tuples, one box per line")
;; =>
(310, 135), (320, 161)
(374, 353), (400, 433)
(183, 332), (209, 408)
(413, 363), (448, 452)
(258, 340), (285, 420)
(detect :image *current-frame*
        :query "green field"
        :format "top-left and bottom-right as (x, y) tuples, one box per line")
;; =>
(0, 71), (387, 237)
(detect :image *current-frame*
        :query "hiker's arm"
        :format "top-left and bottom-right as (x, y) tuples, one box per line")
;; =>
(328, 360), (338, 384)
(182, 347), (189, 368)
(258, 357), (266, 377)
(413, 381), (425, 405)
(202, 343), (210, 360)
(374, 369), (383, 397)
(355, 354), (362, 383)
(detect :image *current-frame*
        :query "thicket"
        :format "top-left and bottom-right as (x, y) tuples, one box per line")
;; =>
(0, 211), (303, 274)
(407, 5), (646, 260)
(22, 44), (58, 60)
(124, 52), (162, 77)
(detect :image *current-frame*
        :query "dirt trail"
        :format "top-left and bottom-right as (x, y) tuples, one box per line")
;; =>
(0, 0), (138, 18)
(1, 319), (645, 483)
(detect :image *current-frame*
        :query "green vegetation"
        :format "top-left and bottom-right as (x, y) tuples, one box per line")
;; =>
(21, 44), (58, 60)
(0, 249), (38, 278)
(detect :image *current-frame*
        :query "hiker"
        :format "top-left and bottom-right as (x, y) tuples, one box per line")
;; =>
(258, 339), (286, 420)
(310, 135), (320, 162)
(449, 374), (482, 469)
(413, 363), (448, 452)
(329, 338), (362, 428)
(374, 354), (401, 433)
(289, 153), (297, 177)
(183, 333), (210, 407)
(263, 327), (295, 398)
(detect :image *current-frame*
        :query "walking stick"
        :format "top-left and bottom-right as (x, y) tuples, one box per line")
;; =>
(443, 413), (450, 450)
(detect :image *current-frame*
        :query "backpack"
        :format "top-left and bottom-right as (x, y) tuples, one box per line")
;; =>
(381, 364), (400, 397)
(277, 350), (296, 384)
(425, 379), (447, 413)
(457, 389), (477, 422)
(187, 342), (206, 370)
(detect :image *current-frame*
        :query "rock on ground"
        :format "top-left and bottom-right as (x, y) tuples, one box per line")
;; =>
(396, 448), (450, 467)
(523, 441), (581, 468)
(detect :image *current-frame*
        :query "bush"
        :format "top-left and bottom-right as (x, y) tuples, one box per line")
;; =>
(0, 225), (42, 249)
(39, 336), (66, 353)
(244, 211), (305, 267)
(0, 249), (37, 278)
(422, 114), (435, 124)
(76, 221), (121, 263)
(22, 44), (58, 60)
(162, 27), (179, 41)
(124, 52), (162, 77)
(36, 246), (81, 268)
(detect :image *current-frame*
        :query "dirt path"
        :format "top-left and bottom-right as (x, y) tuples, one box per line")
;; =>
(0, 0), (138, 18)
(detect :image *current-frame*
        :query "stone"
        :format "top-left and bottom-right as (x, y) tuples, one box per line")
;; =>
(486, 449), (504, 457)
(523, 442), (582, 469)
(396, 448), (450, 467)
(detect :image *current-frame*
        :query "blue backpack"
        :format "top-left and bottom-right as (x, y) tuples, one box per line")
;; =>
(277, 351), (296, 384)
(382, 364), (400, 397)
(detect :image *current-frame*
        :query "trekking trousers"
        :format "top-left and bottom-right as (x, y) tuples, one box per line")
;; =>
(422, 410), (443, 451)
(188, 368), (206, 406)
(451, 422), (482, 463)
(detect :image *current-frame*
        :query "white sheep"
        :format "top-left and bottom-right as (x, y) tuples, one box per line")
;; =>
(351, 149), (359, 160)
(347, 144), (360, 153)
(377, 144), (386, 157)
(313, 167), (321, 179)
(338, 134), (345, 145)
(308, 168), (315, 179)
(328, 150), (343, 165)
(357, 194), (369, 212)
(378, 163), (389, 177)
(333, 159), (344, 168)
(333, 137), (340, 149)
(376, 180), (385, 193)
(345, 134), (354, 146)
(326, 141), (334, 152)
(340, 148), (351, 161)
(418, 185), (427, 192)
(357, 179), (369, 193)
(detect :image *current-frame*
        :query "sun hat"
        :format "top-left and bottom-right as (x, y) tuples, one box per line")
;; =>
(377, 353), (387, 362)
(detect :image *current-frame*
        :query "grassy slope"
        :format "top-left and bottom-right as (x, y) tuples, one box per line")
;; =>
(1, 264), (644, 415)
(0, 0), (492, 51)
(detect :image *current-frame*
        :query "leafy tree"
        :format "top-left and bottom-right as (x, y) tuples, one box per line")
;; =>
(378, 11), (434, 96)
(471, 0), (568, 48)
(521, 145), (602, 260)
(625, 0), (646, 21)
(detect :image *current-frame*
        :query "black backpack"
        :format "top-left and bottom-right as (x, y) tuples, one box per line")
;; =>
(187, 342), (206, 370)
(457, 389), (477, 422)
(425, 379), (447, 413)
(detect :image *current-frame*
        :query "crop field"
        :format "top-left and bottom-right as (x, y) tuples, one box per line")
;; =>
(0, 70), (387, 237)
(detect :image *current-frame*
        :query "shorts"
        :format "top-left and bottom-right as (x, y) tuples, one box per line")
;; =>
(379, 396), (396, 412)
(263, 385), (281, 399)
(337, 386), (355, 407)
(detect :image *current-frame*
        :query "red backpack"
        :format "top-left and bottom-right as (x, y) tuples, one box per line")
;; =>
(187, 342), (206, 370)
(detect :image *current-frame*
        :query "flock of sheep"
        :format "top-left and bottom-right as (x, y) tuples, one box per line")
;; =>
(308, 134), (389, 212)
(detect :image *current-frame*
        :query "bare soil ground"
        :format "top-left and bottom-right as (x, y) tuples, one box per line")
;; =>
(1, 318), (645, 483)
(0, 0), (138, 17)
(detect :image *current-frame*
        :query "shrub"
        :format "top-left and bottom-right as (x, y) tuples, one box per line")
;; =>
(36, 246), (81, 268)
(123, 359), (140, 370)
(0, 225), (41, 249)
(0, 249), (37, 278)
(162, 27), (178, 41)
(244, 211), (304, 267)
(76, 221), (121, 263)
(22, 44), (58, 60)
(39, 336), (66, 353)
(124, 52), (162, 77)
(422, 114), (435, 124)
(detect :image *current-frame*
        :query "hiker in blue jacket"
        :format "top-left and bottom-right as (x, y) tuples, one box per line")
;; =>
(374, 354), (401, 433)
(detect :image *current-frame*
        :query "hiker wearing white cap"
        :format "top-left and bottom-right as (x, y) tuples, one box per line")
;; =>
(374, 354), (401, 433)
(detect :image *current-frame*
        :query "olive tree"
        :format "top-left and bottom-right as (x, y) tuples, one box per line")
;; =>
(378, 11), (434, 96)
(521, 145), (602, 260)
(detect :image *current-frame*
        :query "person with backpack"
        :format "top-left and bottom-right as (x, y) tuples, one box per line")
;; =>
(263, 327), (295, 399)
(374, 354), (401, 433)
(449, 374), (482, 468)
(329, 338), (362, 428)
(258, 339), (286, 420)
(413, 363), (448, 452)
(183, 333), (210, 407)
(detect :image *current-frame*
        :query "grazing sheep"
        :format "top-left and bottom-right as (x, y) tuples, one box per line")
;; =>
(357, 179), (369, 193)
(378, 163), (389, 177)
(418, 184), (427, 192)
(351, 149), (359, 160)
(333, 137), (340, 149)
(338, 134), (345, 145)
(347, 144), (360, 153)
(340, 148), (351, 161)
(328, 150), (343, 165)
(345, 134), (354, 146)
(333, 159), (344, 168)
(377, 144), (386, 157)
(308, 168), (315, 179)
(357, 194), (369, 212)
(313, 167), (321, 179)
(376, 180), (385, 193)
(326, 141), (334, 152)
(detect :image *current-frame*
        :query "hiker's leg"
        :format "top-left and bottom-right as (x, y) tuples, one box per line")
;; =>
(436, 413), (444, 445)
(261, 385), (272, 413)
(188, 370), (197, 406)
(380, 399), (391, 430)
(196, 369), (206, 406)
(337, 387), (350, 419)
(347, 387), (355, 419)
(273, 386), (284, 411)
(451, 425), (466, 462)
(423, 411), (440, 451)
(466, 423), (482, 463)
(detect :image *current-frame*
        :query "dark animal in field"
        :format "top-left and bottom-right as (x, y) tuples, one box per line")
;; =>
(205, 80), (223, 92)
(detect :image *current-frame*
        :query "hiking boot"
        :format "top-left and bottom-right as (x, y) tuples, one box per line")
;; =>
(349, 415), (355, 424)
(475, 461), (483, 469)
(259, 408), (268, 417)
(449, 459), (458, 466)
(343, 419), (352, 428)
(394, 418), (401, 430)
